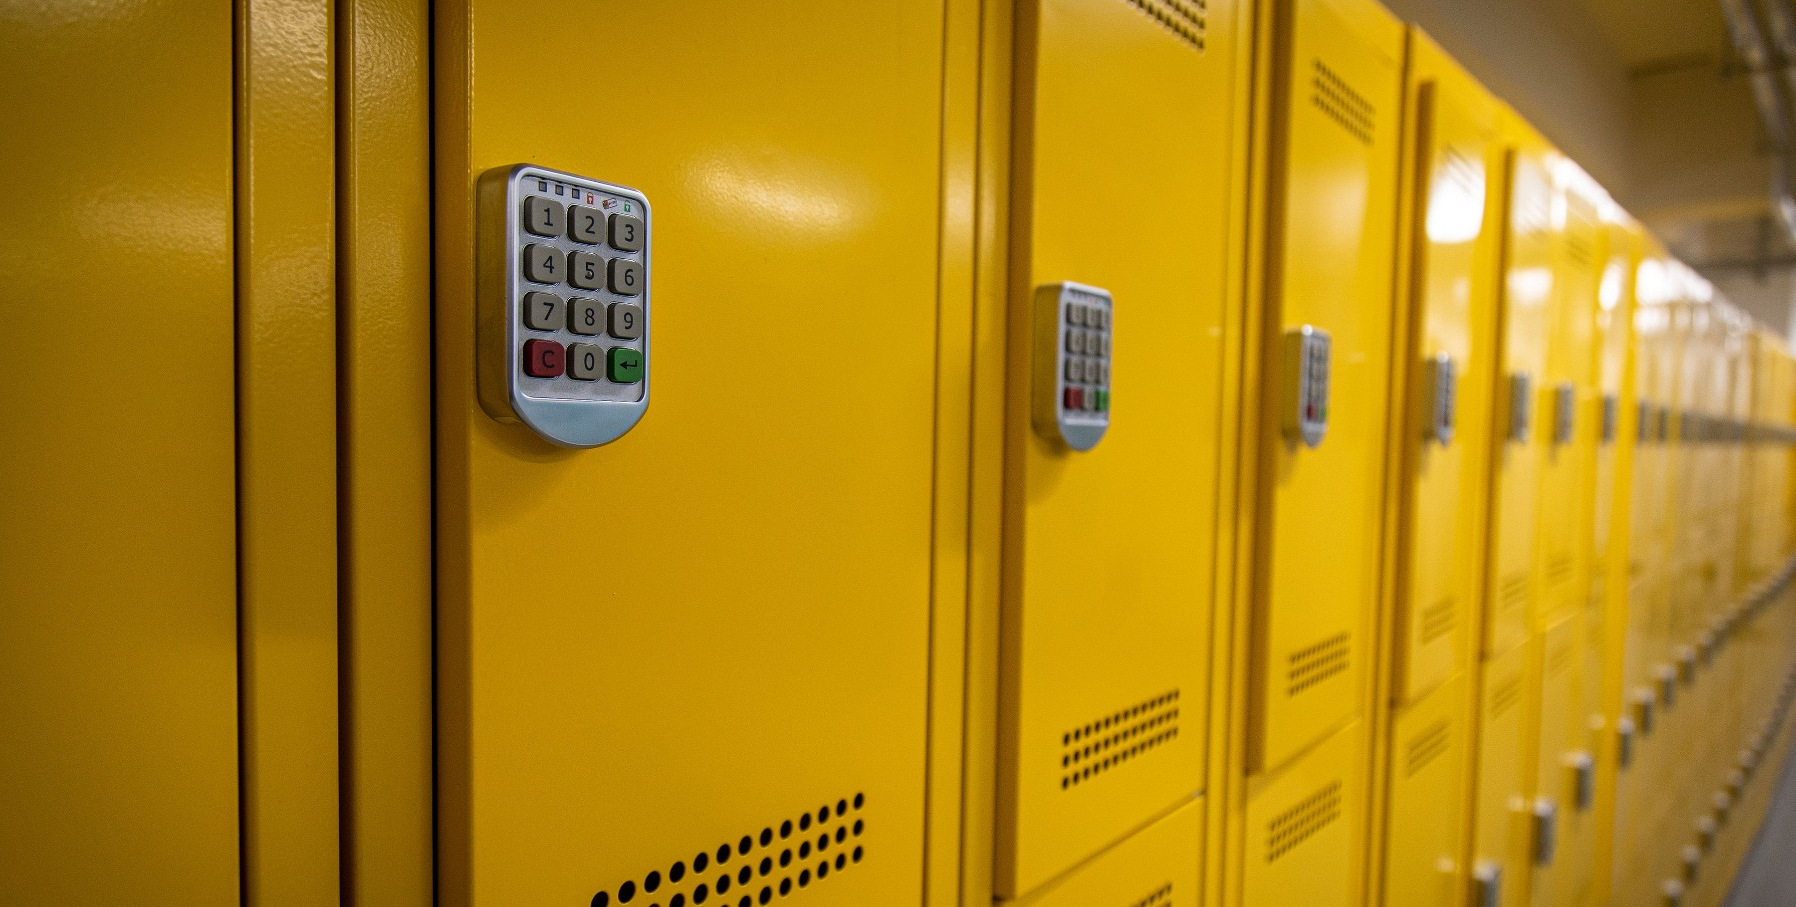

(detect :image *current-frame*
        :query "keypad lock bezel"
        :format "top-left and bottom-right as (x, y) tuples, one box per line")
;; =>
(1422, 352), (1457, 446)
(1600, 392), (1618, 444)
(1507, 372), (1533, 443)
(1282, 325), (1331, 448)
(477, 163), (651, 448)
(1551, 382), (1575, 445)
(1033, 282), (1112, 452)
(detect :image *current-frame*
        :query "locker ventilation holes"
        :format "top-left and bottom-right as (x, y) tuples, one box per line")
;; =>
(1121, 0), (1207, 50)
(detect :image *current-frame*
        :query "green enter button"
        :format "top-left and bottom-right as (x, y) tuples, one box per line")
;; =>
(607, 347), (644, 383)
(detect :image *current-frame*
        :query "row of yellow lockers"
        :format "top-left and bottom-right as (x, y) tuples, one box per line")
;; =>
(8, 0), (1796, 906)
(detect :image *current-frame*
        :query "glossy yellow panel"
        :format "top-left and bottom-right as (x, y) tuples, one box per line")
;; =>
(339, 0), (434, 902)
(236, 0), (342, 900)
(1381, 675), (1469, 907)
(1391, 32), (1501, 703)
(1003, 799), (1203, 907)
(999, 0), (1241, 895)
(1485, 137), (1554, 659)
(1471, 642), (1535, 907)
(1533, 176), (1600, 631)
(1252, 0), (1404, 772)
(0, 2), (239, 903)
(1241, 721), (1364, 907)
(1527, 613), (1581, 907)
(436, 2), (958, 904)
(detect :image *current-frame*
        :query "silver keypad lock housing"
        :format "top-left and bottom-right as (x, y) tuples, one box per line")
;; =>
(1033, 282), (1112, 452)
(1423, 352), (1457, 446)
(1283, 325), (1331, 448)
(478, 164), (651, 448)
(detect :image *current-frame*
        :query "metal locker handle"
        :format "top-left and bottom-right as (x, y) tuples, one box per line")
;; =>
(1471, 861), (1503, 907)
(1532, 798), (1558, 865)
(1567, 752), (1595, 811)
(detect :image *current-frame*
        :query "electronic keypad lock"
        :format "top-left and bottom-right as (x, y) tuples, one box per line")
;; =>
(1530, 798), (1559, 865)
(1034, 282), (1112, 451)
(1422, 352), (1457, 445)
(478, 164), (651, 448)
(1283, 325), (1331, 448)
(1551, 382), (1575, 444)
(1507, 372), (1533, 443)
(1601, 392), (1619, 443)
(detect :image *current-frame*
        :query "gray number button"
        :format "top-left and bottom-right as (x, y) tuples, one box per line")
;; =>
(568, 205), (603, 243)
(1066, 329), (1085, 355)
(567, 342), (603, 380)
(609, 215), (645, 252)
(523, 197), (564, 237)
(1065, 357), (1081, 382)
(1067, 304), (1086, 327)
(568, 250), (605, 290)
(523, 244), (562, 284)
(522, 292), (562, 331)
(609, 304), (644, 340)
(568, 298), (604, 335)
(609, 258), (644, 296)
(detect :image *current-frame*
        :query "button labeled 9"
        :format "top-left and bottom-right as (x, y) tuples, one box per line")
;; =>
(610, 303), (644, 340)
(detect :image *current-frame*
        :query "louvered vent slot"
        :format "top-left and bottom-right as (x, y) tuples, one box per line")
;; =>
(1490, 677), (1523, 719)
(590, 794), (868, 907)
(1499, 572), (1530, 615)
(1062, 690), (1181, 789)
(1548, 641), (1574, 676)
(1404, 720), (1451, 778)
(1288, 632), (1350, 696)
(1311, 59), (1375, 144)
(1565, 234), (1594, 265)
(1420, 597), (1456, 645)
(1548, 554), (1574, 584)
(1266, 780), (1342, 862)
(1122, 0), (1206, 50)
(1126, 882), (1174, 907)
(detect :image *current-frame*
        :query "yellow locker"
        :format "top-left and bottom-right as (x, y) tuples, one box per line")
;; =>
(0, 4), (241, 903)
(433, 3), (964, 904)
(998, 0), (1244, 896)
(1250, 0), (1405, 774)
(1381, 675), (1470, 906)
(1389, 30), (1502, 704)
(1535, 166), (1602, 631)
(1241, 721), (1366, 907)
(1470, 641), (1534, 907)
(1486, 136), (1556, 661)
(1526, 613), (1586, 907)
(1008, 800), (1203, 907)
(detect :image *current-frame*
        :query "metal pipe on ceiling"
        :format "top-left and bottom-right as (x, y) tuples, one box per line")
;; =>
(1723, 0), (1796, 237)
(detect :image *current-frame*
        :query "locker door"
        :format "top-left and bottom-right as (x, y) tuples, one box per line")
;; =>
(997, 0), (1243, 897)
(1241, 722), (1365, 907)
(1391, 35), (1500, 703)
(1015, 800), (1204, 907)
(434, 4), (958, 904)
(1535, 176), (1601, 629)
(1527, 614), (1582, 907)
(1487, 144), (1555, 660)
(1471, 642), (1534, 907)
(1381, 676), (1469, 906)
(1252, 0), (1404, 774)
(0, 5), (241, 905)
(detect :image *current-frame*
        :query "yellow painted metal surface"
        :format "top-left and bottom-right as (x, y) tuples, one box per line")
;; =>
(1525, 613), (1581, 907)
(1389, 31), (1502, 705)
(1486, 135), (1556, 661)
(434, 1), (965, 904)
(1241, 720), (1365, 907)
(1471, 640), (1535, 907)
(998, 0), (1244, 896)
(1250, 0), (1405, 774)
(236, 0), (342, 902)
(0, 3), (241, 904)
(1381, 675), (1469, 906)
(1003, 799), (1204, 907)
(338, 0), (434, 903)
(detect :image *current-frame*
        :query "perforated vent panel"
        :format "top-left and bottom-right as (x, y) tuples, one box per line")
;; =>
(1287, 632), (1350, 696)
(1490, 677), (1522, 719)
(1547, 554), (1573, 585)
(1122, 0), (1206, 50)
(1498, 572), (1529, 616)
(1126, 882), (1174, 907)
(1266, 780), (1343, 862)
(1404, 720), (1450, 778)
(1311, 59), (1374, 144)
(1061, 690), (1182, 788)
(1419, 597), (1456, 646)
(590, 794), (867, 907)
